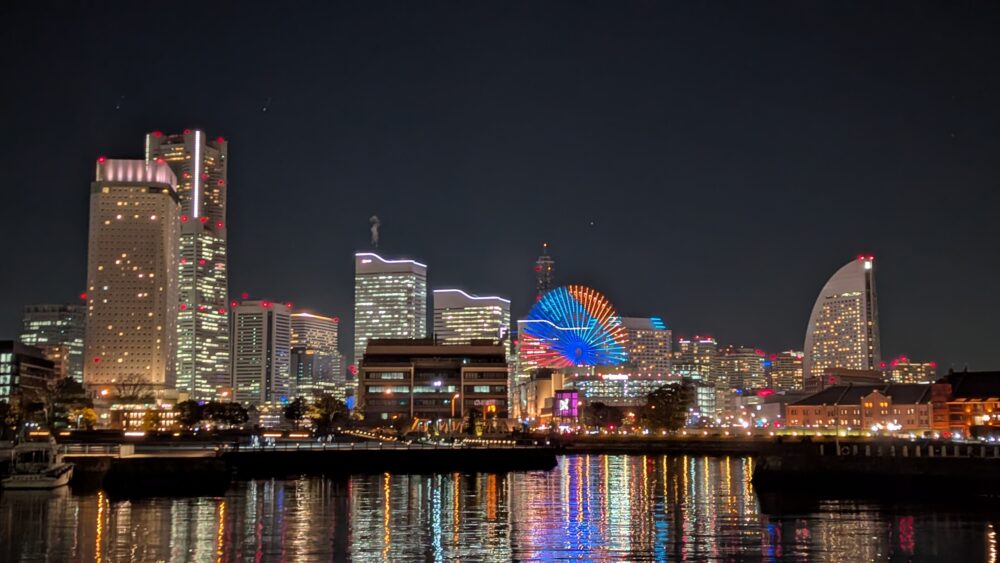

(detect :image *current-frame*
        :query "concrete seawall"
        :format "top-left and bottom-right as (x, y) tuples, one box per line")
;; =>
(225, 446), (559, 478)
(559, 437), (777, 456)
(753, 441), (1000, 496)
(63, 445), (559, 496)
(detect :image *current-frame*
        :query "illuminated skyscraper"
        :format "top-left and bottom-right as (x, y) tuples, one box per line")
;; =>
(230, 300), (292, 404)
(84, 158), (179, 389)
(353, 253), (427, 366)
(354, 252), (427, 365)
(803, 256), (881, 388)
(432, 289), (511, 348)
(621, 317), (672, 374)
(766, 350), (804, 391)
(20, 304), (86, 381)
(145, 130), (229, 399)
(534, 243), (554, 300)
(290, 312), (344, 398)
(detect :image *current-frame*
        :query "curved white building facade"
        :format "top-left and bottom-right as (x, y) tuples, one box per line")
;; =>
(803, 256), (881, 385)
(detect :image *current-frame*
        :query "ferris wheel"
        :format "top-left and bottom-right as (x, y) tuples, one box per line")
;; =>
(519, 285), (629, 368)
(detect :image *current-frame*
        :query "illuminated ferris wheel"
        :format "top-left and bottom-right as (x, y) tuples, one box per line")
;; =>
(519, 285), (629, 368)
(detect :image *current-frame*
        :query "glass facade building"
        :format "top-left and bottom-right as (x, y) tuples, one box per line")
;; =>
(290, 312), (344, 399)
(20, 304), (86, 381)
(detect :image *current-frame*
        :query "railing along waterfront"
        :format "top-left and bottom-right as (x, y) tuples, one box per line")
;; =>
(62, 440), (546, 456)
(818, 441), (1000, 459)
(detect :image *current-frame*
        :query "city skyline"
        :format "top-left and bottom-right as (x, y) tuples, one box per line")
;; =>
(3, 3), (999, 372)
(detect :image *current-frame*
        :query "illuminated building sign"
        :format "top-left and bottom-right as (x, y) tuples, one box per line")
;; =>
(554, 390), (579, 418)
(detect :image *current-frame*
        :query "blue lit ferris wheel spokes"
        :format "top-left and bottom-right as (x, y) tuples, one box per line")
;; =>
(522, 285), (628, 367)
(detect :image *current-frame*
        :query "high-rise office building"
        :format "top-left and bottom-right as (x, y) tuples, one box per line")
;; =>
(290, 312), (344, 398)
(20, 304), (86, 381)
(621, 317), (672, 374)
(230, 300), (292, 404)
(432, 289), (511, 349)
(766, 350), (804, 391)
(534, 243), (555, 300)
(803, 255), (881, 388)
(83, 159), (179, 388)
(673, 336), (717, 383)
(353, 252), (427, 367)
(885, 356), (936, 384)
(145, 130), (229, 399)
(714, 345), (766, 390)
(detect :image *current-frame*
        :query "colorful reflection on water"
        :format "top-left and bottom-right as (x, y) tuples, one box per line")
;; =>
(0, 455), (995, 561)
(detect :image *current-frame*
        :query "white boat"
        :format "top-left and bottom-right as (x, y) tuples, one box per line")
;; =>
(2, 441), (74, 490)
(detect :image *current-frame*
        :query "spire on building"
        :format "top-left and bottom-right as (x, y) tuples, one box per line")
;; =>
(534, 243), (555, 301)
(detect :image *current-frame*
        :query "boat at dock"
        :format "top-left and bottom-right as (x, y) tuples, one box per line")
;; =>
(2, 442), (74, 490)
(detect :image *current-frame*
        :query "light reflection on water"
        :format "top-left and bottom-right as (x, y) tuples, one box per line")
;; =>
(0, 455), (994, 561)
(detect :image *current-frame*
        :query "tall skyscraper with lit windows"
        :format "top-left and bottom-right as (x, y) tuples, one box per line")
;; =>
(621, 317), (672, 374)
(231, 300), (292, 404)
(83, 158), (179, 388)
(433, 289), (511, 354)
(353, 253), (427, 367)
(145, 130), (229, 399)
(803, 255), (881, 388)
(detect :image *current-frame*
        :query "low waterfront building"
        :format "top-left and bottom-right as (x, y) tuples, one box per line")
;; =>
(358, 339), (509, 423)
(516, 367), (683, 422)
(785, 384), (934, 433)
(934, 370), (1000, 436)
(110, 403), (179, 432)
(562, 368), (678, 408)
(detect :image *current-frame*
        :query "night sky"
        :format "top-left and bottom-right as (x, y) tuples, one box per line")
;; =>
(3, 2), (999, 370)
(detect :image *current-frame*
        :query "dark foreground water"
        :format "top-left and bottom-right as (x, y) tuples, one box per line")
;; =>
(0, 455), (996, 561)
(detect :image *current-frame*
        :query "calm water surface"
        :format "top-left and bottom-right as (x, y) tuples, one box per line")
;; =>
(0, 454), (995, 561)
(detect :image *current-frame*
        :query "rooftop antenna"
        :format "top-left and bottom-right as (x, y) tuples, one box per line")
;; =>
(369, 215), (381, 248)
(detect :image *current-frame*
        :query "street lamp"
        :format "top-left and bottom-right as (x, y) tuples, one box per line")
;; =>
(451, 393), (460, 418)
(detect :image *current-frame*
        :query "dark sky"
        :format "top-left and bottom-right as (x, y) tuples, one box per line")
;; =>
(3, 1), (999, 370)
